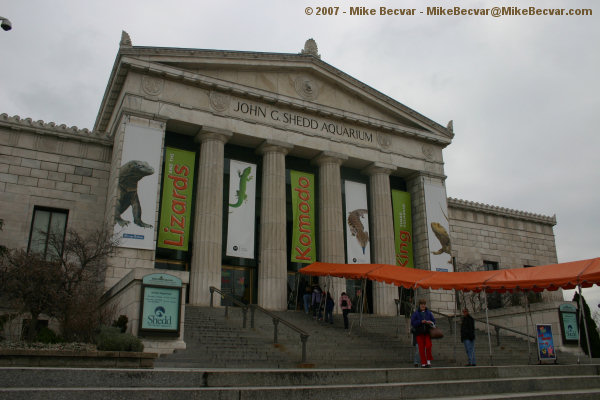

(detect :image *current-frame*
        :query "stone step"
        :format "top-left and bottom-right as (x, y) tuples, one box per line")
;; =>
(1, 365), (600, 400)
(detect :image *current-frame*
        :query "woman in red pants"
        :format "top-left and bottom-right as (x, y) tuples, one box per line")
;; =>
(410, 299), (436, 368)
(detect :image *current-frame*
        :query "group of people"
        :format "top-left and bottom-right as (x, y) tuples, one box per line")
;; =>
(298, 281), (477, 368)
(410, 299), (477, 368)
(300, 283), (353, 329)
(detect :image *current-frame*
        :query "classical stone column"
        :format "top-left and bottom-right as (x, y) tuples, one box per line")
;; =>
(313, 152), (347, 302)
(256, 140), (292, 310)
(189, 128), (232, 306)
(365, 163), (398, 315)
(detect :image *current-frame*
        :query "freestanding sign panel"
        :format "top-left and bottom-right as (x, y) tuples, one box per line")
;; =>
(536, 324), (557, 363)
(139, 273), (182, 336)
(559, 303), (579, 344)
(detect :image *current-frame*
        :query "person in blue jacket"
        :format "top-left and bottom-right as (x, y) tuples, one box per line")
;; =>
(411, 298), (436, 368)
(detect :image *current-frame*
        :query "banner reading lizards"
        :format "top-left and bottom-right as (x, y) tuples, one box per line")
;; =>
(157, 147), (196, 251)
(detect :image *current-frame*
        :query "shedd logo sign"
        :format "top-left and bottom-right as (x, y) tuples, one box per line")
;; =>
(147, 306), (172, 327)
(140, 274), (182, 334)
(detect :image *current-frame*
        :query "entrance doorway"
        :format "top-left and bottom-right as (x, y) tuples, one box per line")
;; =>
(221, 266), (255, 306)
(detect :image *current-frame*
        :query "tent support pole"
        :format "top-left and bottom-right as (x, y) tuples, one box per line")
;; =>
(484, 289), (493, 366)
(453, 289), (457, 365)
(359, 278), (367, 328)
(523, 291), (532, 364)
(578, 284), (593, 363)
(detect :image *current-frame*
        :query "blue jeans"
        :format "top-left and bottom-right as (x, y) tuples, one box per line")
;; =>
(414, 344), (420, 365)
(463, 339), (476, 365)
(303, 294), (311, 313)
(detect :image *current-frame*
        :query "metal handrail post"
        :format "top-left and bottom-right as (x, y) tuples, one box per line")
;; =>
(301, 334), (308, 363)
(210, 288), (214, 307)
(242, 306), (247, 328)
(273, 318), (279, 343)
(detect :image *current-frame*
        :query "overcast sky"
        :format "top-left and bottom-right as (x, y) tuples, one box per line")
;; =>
(1, 0), (598, 304)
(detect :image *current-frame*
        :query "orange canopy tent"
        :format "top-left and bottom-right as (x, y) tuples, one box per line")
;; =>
(299, 258), (600, 293)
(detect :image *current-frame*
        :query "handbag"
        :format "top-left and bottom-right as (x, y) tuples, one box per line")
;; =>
(429, 326), (444, 339)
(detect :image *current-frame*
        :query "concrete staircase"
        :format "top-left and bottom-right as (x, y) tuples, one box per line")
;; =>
(2, 364), (600, 399)
(1, 307), (597, 399)
(156, 306), (583, 368)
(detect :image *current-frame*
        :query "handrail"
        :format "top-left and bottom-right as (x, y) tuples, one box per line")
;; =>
(209, 286), (310, 363)
(209, 286), (248, 327)
(396, 299), (536, 343)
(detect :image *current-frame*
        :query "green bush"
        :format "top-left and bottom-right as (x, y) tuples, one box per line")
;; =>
(95, 326), (144, 352)
(36, 327), (61, 344)
(112, 315), (128, 333)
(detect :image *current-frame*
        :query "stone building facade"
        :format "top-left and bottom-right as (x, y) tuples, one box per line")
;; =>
(0, 36), (564, 351)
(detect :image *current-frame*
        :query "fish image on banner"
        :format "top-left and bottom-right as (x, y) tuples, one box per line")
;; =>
(226, 160), (256, 259)
(424, 182), (453, 272)
(345, 180), (370, 264)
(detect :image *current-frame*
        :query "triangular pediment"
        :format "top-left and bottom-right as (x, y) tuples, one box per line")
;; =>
(96, 46), (453, 145)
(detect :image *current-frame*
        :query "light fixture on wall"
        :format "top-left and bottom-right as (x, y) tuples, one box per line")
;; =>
(1, 16), (12, 31)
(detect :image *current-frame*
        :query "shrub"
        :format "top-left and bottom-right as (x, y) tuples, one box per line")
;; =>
(36, 327), (61, 344)
(112, 315), (128, 333)
(96, 326), (144, 352)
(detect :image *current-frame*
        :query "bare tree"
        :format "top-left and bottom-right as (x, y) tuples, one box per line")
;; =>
(1, 226), (118, 342)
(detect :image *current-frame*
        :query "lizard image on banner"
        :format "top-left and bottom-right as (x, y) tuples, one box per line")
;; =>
(229, 166), (253, 208)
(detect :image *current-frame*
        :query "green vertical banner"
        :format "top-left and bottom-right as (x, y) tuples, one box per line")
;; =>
(290, 170), (316, 264)
(392, 190), (414, 268)
(157, 147), (196, 251)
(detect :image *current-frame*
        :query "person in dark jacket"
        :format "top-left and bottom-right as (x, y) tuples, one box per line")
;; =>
(340, 292), (352, 329)
(410, 299), (436, 368)
(324, 291), (335, 324)
(461, 308), (476, 366)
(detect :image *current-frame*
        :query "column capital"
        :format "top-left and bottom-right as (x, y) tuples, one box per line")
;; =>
(195, 127), (233, 145)
(311, 151), (348, 167)
(256, 139), (293, 156)
(362, 162), (396, 176)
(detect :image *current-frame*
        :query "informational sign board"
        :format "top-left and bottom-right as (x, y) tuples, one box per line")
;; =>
(558, 303), (580, 344)
(139, 273), (182, 336)
(536, 324), (557, 362)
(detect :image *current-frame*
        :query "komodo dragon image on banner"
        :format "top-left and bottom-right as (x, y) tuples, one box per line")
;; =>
(430, 222), (451, 255)
(114, 160), (155, 228)
(347, 209), (370, 254)
(229, 166), (253, 208)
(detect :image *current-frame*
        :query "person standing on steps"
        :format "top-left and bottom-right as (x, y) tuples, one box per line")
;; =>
(340, 292), (352, 329)
(461, 307), (476, 366)
(324, 291), (335, 324)
(410, 299), (435, 368)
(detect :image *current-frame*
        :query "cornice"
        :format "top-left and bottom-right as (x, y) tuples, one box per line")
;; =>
(0, 113), (111, 146)
(448, 197), (557, 225)
(95, 46), (454, 144)
(99, 57), (451, 148)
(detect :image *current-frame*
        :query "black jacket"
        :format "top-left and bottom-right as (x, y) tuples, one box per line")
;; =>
(461, 314), (475, 342)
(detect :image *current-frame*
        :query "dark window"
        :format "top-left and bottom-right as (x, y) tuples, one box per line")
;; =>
(483, 261), (502, 309)
(27, 207), (68, 260)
